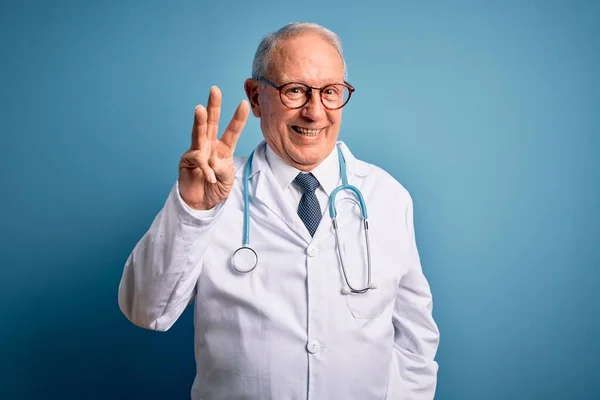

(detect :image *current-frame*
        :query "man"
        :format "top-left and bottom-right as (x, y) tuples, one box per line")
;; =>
(119, 22), (439, 399)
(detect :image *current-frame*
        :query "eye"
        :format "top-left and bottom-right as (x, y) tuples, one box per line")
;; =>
(322, 85), (343, 99)
(284, 85), (307, 96)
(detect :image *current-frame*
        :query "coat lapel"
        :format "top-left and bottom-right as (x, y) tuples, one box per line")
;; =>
(311, 141), (372, 244)
(238, 142), (309, 244)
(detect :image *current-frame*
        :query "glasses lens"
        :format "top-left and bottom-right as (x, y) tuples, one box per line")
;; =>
(280, 83), (309, 108)
(321, 84), (350, 109)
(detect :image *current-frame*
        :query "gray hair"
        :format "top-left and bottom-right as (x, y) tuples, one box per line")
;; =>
(251, 22), (347, 81)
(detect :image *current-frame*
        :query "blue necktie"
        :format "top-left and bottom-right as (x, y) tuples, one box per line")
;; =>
(294, 172), (322, 237)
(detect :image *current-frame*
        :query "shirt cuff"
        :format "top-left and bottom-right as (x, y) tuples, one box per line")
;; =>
(180, 198), (219, 218)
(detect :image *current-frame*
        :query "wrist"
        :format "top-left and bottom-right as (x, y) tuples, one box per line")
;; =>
(186, 200), (217, 211)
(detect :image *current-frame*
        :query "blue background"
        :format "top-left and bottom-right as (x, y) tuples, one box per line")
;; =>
(2, 0), (599, 399)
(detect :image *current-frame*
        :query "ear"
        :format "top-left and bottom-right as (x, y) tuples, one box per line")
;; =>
(244, 78), (262, 118)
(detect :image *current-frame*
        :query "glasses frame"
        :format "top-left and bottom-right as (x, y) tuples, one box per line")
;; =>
(258, 76), (355, 110)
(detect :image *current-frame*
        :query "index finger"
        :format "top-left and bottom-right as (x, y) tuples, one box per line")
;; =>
(220, 100), (250, 151)
(190, 105), (207, 150)
(206, 86), (222, 141)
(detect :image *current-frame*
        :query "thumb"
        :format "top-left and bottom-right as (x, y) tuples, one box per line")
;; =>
(209, 155), (235, 184)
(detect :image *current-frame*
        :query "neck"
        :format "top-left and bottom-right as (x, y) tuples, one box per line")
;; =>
(266, 143), (337, 172)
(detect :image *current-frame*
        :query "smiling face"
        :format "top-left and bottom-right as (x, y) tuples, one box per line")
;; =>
(245, 32), (346, 171)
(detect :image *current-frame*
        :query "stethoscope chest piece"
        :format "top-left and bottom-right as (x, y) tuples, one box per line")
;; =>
(232, 246), (258, 273)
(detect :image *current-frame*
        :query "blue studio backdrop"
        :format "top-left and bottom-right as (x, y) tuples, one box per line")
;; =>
(1, 0), (599, 399)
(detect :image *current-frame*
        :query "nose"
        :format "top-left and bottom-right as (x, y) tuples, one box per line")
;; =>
(300, 90), (326, 121)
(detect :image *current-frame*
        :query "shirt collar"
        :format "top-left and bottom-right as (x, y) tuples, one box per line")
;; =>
(265, 143), (340, 196)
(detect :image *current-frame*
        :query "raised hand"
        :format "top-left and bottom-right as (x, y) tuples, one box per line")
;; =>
(178, 86), (250, 210)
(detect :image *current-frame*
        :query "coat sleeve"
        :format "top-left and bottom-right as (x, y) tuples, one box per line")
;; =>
(118, 181), (224, 331)
(392, 192), (440, 398)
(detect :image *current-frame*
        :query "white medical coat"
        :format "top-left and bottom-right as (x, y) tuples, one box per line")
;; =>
(118, 141), (439, 400)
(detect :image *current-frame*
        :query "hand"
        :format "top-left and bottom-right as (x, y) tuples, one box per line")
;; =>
(178, 86), (250, 210)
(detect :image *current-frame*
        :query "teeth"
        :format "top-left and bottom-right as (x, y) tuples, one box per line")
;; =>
(294, 126), (321, 135)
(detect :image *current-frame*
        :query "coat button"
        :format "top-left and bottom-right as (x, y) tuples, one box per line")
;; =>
(306, 340), (321, 354)
(306, 246), (318, 257)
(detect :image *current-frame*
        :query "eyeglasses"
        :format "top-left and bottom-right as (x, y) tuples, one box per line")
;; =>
(258, 76), (355, 110)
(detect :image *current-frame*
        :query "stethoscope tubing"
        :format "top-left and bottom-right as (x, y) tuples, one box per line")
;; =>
(233, 145), (375, 294)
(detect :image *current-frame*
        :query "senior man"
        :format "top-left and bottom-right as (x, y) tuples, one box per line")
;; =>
(119, 22), (439, 399)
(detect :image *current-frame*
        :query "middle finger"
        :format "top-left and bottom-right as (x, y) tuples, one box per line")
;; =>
(206, 86), (222, 141)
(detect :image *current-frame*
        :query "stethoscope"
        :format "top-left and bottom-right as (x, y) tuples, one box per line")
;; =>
(231, 145), (377, 294)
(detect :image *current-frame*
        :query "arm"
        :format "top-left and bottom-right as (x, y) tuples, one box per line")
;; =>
(118, 182), (222, 331)
(118, 86), (249, 331)
(392, 193), (440, 398)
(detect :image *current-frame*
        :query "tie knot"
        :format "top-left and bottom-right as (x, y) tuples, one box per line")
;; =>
(294, 172), (320, 193)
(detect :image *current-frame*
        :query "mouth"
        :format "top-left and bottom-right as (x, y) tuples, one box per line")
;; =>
(291, 125), (323, 137)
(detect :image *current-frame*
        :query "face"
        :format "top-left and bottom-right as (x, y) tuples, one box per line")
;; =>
(245, 32), (346, 172)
